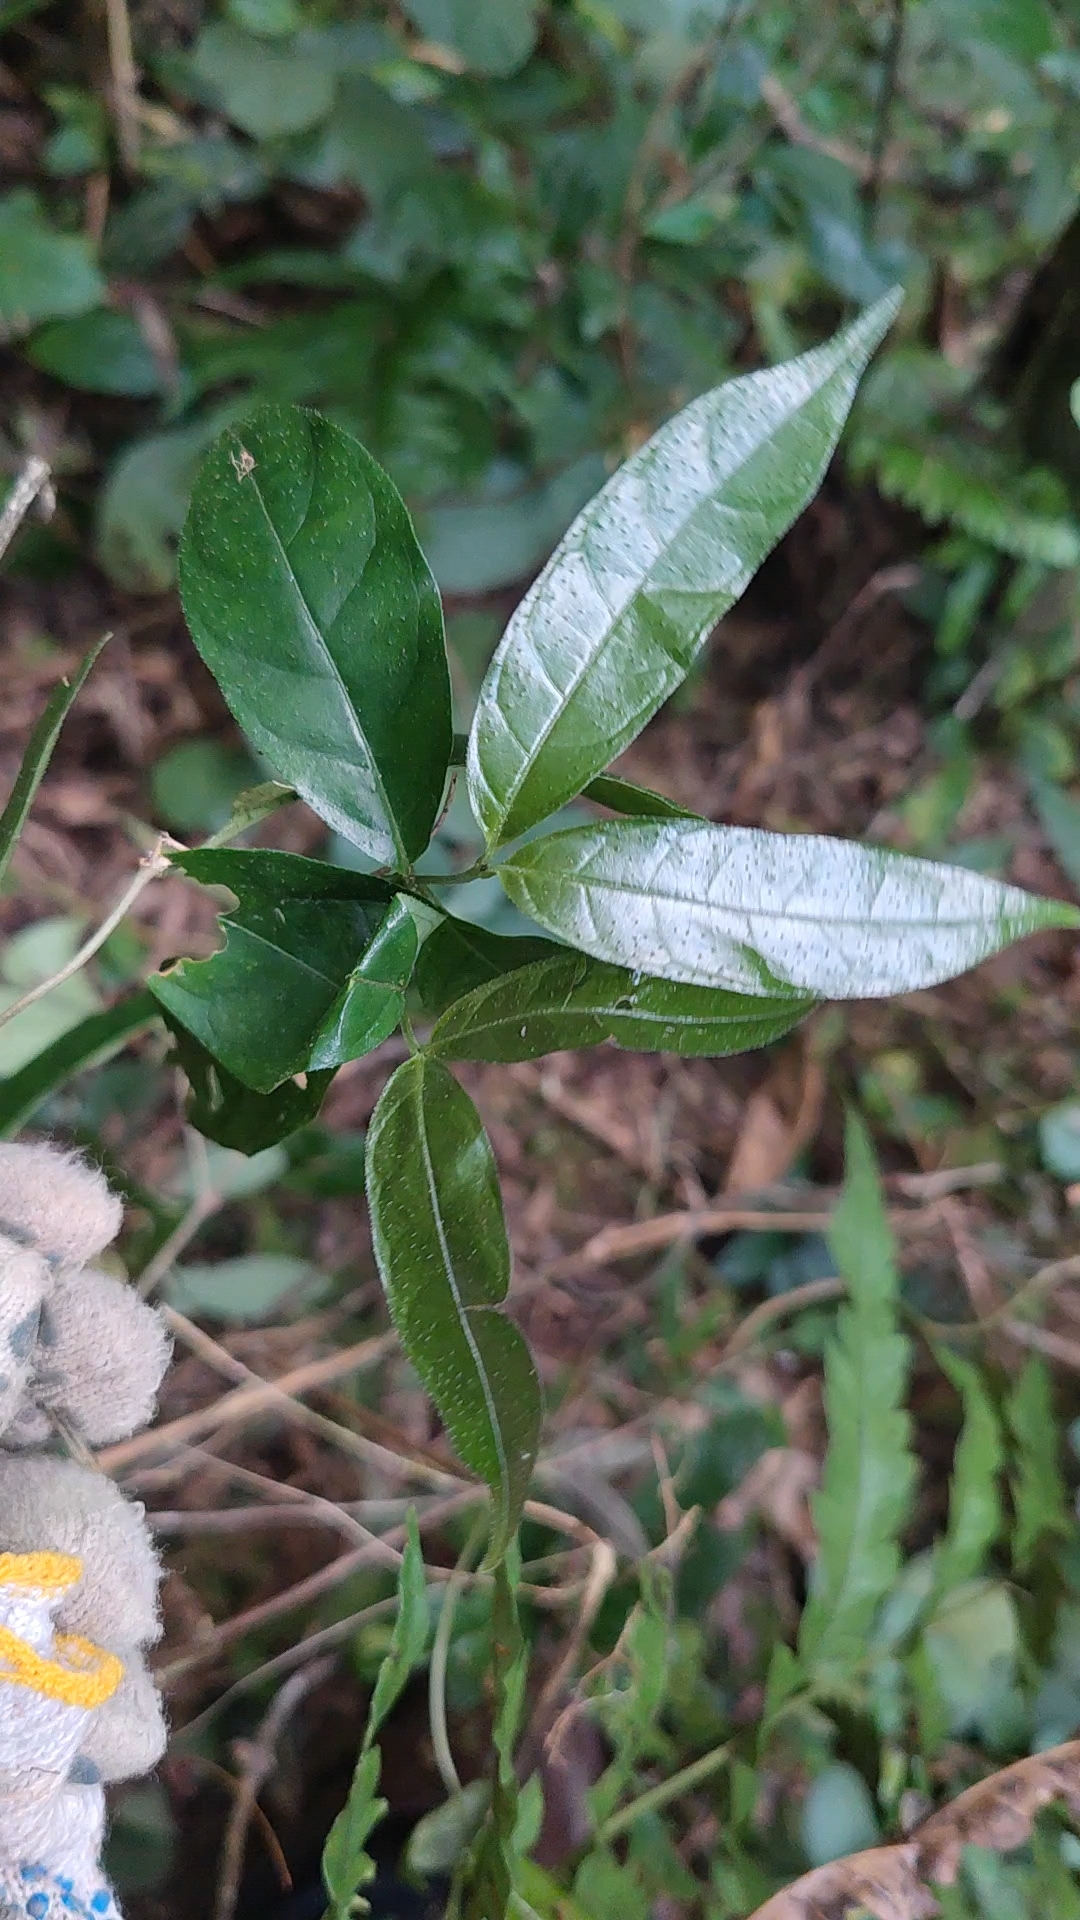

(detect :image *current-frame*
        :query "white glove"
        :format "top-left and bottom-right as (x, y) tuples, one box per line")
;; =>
(0, 1144), (172, 1918)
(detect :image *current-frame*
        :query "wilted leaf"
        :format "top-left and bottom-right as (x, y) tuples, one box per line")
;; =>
(179, 407), (452, 865)
(428, 951), (813, 1062)
(746, 1739), (1080, 1918)
(150, 848), (396, 1091)
(798, 1113), (916, 1683)
(366, 1055), (541, 1563)
(498, 819), (1079, 999)
(468, 294), (901, 848)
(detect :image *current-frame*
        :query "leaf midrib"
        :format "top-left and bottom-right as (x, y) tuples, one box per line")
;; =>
(483, 359), (849, 835)
(247, 466), (406, 866)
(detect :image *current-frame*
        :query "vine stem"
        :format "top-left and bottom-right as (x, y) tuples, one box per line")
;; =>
(0, 457), (54, 564)
(0, 835), (174, 1035)
(429, 1516), (489, 1798)
(596, 1738), (734, 1843)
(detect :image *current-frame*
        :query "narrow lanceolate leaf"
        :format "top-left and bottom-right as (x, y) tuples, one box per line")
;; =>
(798, 1112), (916, 1683)
(0, 990), (159, 1138)
(581, 773), (698, 821)
(429, 951), (813, 1063)
(366, 1055), (541, 1565)
(931, 1347), (1003, 1597)
(179, 406), (452, 866)
(498, 819), (1080, 999)
(1007, 1356), (1071, 1572)
(0, 634), (109, 890)
(149, 848), (396, 1092)
(468, 292), (901, 847)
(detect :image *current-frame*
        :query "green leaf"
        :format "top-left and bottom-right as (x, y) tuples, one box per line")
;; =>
(322, 1512), (430, 1919)
(582, 774), (698, 821)
(0, 918), (101, 1076)
(149, 739), (260, 836)
(462, 1560), (528, 1920)
(179, 407), (452, 866)
(428, 951), (814, 1063)
(798, 1113), (916, 1683)
(166, 1018), (333, 1152)
(309, 897), (420, 1071)
(149, 848), (396, 1092)
(467, 293), (901, 848)
(1031, 777), (1080, 892)
(400, 0), (539, 76)
(1007, 1356), (1070, 1571)
(366, 1055), (541, 1564)
(497, 819), (1080, 999)
(26, 310), (162, 396)
(189, 21), (335, 137)
(0, 636), (108, 892)
(931, 1347), (1003, 1597)
(167, 1253), (324, 1322)
(0, 991), (159, 1138)
(96, 421), (220, 595)
(414, 918), (563, 1017)
(0, 191), (105, 337)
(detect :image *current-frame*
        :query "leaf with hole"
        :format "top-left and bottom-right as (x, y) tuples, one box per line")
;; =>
(429, 951), (814, 1062)
(366, 1055), (540, 1565)
(498, 818), (1080, 999)
(166, 1018), (333, 1153)
(179, 406), (452, 865)
(149, 848), (397, 1092)
(468, 293), (901, 848)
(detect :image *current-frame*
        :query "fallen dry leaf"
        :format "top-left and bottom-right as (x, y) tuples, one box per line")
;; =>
(744, 1739), (1080, 1919)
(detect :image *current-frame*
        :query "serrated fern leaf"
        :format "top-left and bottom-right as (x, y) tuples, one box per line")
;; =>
(931, 1345), (1003, 1597)
(1007, 1355), (1071, 1571)
(797, 1113), (917, 1685)
(850, 431), (1080, 567)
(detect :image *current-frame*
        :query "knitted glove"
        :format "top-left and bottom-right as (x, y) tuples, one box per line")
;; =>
(0, 1144), (172, 1918)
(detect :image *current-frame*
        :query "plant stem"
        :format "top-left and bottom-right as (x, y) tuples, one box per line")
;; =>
(596, 1738), (733, 1843)
(0, 457), (54, 565)
(429, 1516), (488, 1798)
(0, 837), (173, 1036)
(864, 0), (905, 229)
(425, 861), (492, 887)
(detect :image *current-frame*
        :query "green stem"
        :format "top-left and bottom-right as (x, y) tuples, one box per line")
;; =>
(429, 1516), (488, 1798)
(596, 1739), (734, 1844)
(425, 861), (493, 887)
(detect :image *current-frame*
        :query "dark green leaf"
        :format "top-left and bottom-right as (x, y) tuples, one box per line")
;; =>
(26, 310), (162, 397)
(309, 895), (419, 1070)
(1007, 1356), (1071, 1571)
(0, 190), (105, 336)
(0, 991), (159, 1139)
(400, 0), (539, 77)
(368, 1511), (430, 1737)
(149, 848), (394, 1092)
(468, 294), (901, 848)
(429, 952), (814, 1062)
(582, 774), (698, 821)
(414, 917), (562, 1017)
(179, 407), (452, 866)
(366, 1055), (541, 1564)
(1031, 777), (1080, 892)
(0, 635), (108, 891)
(167, 1017), (333, 1152)
(497, 819), (1080, 999)
(798, 1113), (916, 1683)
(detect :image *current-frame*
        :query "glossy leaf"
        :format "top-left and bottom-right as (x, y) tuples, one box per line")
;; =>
(414, 917), (562, 1017)
(429, 951), (813, 1062)
(582, 773), (697, 821)
(798, 1113), (916, 1682)
(309, 896), (420, 1070)
(498, 818), (1080, 999)
(366, 1055), (541, 1564)
(0, 635), (108, 891)
(179, 406), (452, 865)
(166, 1018), (333, 1153)
(0, 991), (159, 1139)
(468, 293), (901, 848)
(149, 848), (395, 1092)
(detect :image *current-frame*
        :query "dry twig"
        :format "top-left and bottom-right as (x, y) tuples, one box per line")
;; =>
(213, 1658), (334, 1920)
